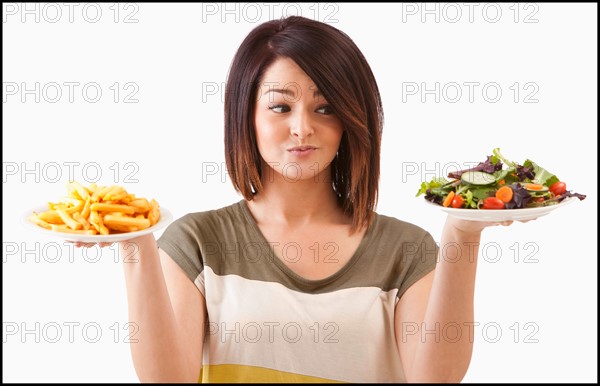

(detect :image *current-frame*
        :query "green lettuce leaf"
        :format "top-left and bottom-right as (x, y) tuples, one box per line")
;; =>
(416, 177), (450, 197)
(493, 148), (516, 168)
(524, 160), (559, 187)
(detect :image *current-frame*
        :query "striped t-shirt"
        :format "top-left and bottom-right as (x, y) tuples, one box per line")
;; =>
(157, 200), (439, 383)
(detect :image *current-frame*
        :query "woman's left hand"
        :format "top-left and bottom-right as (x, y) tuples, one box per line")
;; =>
(444, 215), (534, 236)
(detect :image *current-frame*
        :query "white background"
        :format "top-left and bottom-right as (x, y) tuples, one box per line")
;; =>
(3, 2), (597, 382)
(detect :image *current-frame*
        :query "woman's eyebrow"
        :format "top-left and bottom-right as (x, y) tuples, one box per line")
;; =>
(262, 87), (324, 99)
(262, 88), (295, 97)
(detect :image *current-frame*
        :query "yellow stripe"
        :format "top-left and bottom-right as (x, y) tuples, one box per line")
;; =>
(199, 364), (344, 383)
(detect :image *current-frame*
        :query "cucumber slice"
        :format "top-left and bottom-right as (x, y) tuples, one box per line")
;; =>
(461, 171), (496, 186)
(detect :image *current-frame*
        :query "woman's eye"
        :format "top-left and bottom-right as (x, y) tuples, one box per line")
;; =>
(268, 104), (290, 113)
(316, 105), (334, 115)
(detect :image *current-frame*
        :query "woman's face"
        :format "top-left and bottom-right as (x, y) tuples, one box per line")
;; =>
(254, 57), (344, 182)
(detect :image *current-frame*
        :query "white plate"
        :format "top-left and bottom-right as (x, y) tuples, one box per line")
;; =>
(22, 205), (173, 243)
(425, 197), (577, 222)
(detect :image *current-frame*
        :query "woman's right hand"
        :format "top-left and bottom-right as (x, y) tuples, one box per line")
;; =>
(69, 233), (156, 249)
(71, 241), (113, 248)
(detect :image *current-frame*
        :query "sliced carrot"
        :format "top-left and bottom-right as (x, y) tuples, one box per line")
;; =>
(495, 186), (514, 203)
(524, 183), (544, 191)
(443, 191), (456, 207)
(498, 179), (505, 185)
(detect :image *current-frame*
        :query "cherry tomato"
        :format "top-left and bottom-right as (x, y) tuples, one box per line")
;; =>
(482, 197), (505, 209)
(550, 181), (567, 196)
(451, 195), (465, 208)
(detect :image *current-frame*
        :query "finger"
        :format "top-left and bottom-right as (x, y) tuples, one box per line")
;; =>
(72, 242), (95, 248)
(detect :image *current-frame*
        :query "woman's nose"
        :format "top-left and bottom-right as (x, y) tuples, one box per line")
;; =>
(290, 110), (315, 139)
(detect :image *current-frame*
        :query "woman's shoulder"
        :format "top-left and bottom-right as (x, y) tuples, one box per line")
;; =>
(370, 212), (439, 264)
(163, 200), (247, 235)
(179, 200), (245, 220)
(373, 211), (434, 241)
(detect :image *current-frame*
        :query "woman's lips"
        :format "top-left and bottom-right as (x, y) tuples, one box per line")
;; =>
(288, 147), (316, 156)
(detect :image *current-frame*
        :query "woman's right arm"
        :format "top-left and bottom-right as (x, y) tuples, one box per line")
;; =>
(121, 233), (205, 382)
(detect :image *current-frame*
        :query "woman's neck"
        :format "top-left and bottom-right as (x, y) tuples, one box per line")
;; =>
(246, 167), (346, 227)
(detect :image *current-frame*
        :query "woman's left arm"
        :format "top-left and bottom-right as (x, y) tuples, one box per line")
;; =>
(395, 216), (513, 382)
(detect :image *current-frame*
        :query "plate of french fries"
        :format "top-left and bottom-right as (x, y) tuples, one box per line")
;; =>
(23, 181), (173, 243)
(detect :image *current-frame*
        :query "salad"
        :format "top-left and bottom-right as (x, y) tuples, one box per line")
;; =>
(416, 148), (586, 210)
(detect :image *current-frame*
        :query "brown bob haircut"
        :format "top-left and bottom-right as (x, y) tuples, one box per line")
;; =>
(224, 16), (383, 231)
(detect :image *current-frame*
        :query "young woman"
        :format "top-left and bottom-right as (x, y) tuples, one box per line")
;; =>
(112, 16), (515, 383)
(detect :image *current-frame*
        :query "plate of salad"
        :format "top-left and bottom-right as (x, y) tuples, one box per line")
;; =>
(416, 148), (586, 222)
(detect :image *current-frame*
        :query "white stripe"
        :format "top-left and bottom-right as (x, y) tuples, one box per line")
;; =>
(202, 267), (406, 383)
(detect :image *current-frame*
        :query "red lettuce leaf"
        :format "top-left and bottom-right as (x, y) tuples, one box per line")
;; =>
(448, 156), (503, 179)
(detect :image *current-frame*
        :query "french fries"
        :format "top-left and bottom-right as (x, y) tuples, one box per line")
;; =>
(29, 182), (161, 235)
